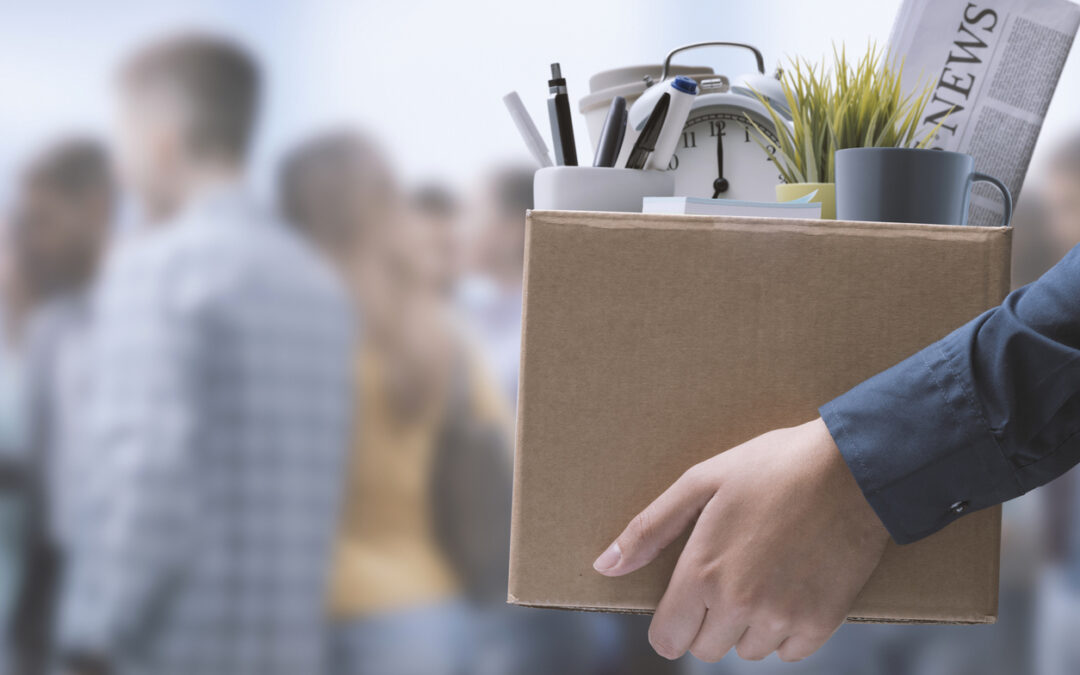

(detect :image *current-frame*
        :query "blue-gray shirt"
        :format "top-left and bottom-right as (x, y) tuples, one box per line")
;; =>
(821, 242), (1080, 545)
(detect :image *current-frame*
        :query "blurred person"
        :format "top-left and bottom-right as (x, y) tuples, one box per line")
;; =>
(1034, 130), (1080, 675)
(280, 130), (533, 675)
(1043, 132), (1080, 256)
(0, 214), (33, 467)
(0, 214), (30, 674)
(3, 138), (114, 675)
(0, 224), (26, 465)
(410, 183), (463, 297)
(55, 34), (353, 675)
(1011, 196), (1056, 288)
(457, 166), (532, 407)
(0, 218), (33, 347)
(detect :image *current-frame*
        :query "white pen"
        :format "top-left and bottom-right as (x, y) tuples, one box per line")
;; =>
(503, 91), (554, 168)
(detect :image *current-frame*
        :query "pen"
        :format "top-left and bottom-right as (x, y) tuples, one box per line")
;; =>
(503, 91), (554, 168)
(547, 63), (578, 166)
(593, 96), (627, 168)
(625, 92), (670, 170)
(614, 109), (627, 166)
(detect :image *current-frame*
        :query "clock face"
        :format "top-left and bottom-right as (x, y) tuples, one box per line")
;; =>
(666, 107), (785, 201)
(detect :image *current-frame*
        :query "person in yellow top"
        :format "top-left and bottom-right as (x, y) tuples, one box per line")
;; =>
(330, 345), (460, 616)
(277, 130), (515, 675)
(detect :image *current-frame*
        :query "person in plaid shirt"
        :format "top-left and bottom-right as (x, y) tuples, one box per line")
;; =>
(55, 34), (353, 675)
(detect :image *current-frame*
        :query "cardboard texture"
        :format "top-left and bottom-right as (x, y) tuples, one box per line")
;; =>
(510, 210), (1011, 624)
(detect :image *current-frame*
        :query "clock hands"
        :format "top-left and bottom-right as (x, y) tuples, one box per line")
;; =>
(712, 130), (729, 198)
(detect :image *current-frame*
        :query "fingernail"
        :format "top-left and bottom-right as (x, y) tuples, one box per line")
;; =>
(593, 542), (622, 572)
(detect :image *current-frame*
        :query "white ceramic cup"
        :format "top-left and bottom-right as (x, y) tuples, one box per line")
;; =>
(533, 166), (676, 213)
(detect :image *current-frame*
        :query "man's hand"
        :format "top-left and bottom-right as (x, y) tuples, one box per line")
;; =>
(593, 418), (890, 663)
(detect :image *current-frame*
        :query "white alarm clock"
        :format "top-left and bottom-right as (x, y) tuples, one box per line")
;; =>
(653, 43), (792, 201)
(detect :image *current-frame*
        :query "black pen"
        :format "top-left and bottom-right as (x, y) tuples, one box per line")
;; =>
(547, 63), (578, 166)
(625, 92), (670, 170)
(593, 96), (627, 168)
(614, 109), (627, 165)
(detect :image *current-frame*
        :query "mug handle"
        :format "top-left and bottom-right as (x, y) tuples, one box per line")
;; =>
(970, 172), (1013, 227)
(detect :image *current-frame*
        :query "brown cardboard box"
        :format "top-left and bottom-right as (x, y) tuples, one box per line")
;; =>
(509, 210), (1011, 624)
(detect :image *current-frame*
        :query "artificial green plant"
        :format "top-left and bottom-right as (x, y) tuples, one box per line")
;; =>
(749, 44), (948, 184)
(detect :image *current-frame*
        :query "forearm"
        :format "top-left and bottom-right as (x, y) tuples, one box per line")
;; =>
(822, 243), (1080, 544)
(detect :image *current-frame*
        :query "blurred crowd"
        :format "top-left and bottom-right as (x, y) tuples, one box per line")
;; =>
(1, 29), (1080, 675)
(0, 32), (672, 675)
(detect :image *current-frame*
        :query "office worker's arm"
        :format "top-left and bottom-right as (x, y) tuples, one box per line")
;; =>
(595, 243), (1080, 663)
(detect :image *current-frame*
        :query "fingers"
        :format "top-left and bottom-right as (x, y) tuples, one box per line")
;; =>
(593, 465), (715, 577)
(735, 625), (789, 661)
(648, 568), (707, 660)
(777, 628), (834, 662)
(688, 610), (746, 663)
(657, 610), (828, 664)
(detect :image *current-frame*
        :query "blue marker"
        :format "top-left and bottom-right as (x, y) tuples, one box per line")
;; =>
(618, 75), (698, 169)
(646, 76), (699, 170)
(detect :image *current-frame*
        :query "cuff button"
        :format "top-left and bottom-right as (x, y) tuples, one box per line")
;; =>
(949, 500), (969, 515)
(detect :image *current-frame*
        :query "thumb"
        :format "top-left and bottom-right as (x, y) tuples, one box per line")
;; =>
(593, 464), (716, 577)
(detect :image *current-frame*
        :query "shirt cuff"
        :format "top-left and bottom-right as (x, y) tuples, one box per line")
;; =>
(819, 323), (1021, 545)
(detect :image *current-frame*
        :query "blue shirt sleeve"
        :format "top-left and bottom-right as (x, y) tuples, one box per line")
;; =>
(820, 242), (1080, 545)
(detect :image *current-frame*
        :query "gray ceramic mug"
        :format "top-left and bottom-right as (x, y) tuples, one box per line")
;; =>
(835, 148), (1012, 227)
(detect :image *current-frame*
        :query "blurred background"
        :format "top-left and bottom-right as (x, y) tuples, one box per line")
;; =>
(0, 0), (1078, 674)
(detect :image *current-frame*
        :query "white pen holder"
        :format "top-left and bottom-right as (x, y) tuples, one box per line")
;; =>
(533, 166), (675, 212)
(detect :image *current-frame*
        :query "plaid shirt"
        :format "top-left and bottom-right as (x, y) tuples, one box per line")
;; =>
(58, 187), (353, 675)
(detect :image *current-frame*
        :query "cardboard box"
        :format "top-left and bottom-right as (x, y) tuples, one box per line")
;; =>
(509, 210), (1011, 624)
